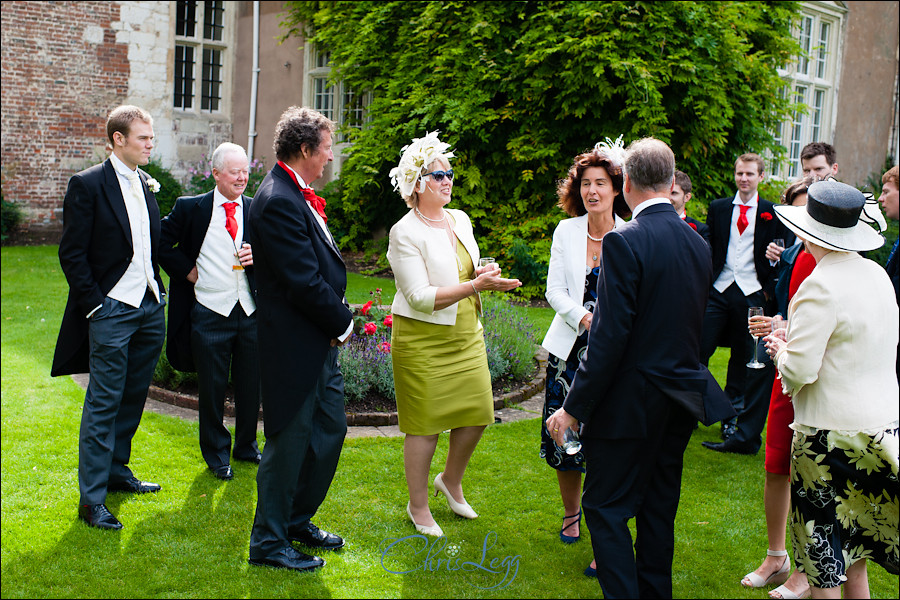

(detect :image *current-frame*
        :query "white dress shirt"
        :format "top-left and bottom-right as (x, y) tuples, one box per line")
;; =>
(714, 193), (760, 295)
(106, 152), (161, 308)
(194, 189), (256, 317)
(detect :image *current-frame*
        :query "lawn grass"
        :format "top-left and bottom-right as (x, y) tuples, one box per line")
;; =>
(2, 246), (897, 599)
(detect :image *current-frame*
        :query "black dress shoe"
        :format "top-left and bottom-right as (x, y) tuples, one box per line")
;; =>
(248, 546), (325, 572)
(108, 476), (161, 494)
(210, 465), (234, 480)
(234, 452), (262, 464)
(702, 438), (758, 455)
(79, 504), (123, 530)
(289, 522), (344, 550)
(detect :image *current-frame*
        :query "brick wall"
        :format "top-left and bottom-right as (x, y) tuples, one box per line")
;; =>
(1, 1), (130, 233)
(1, 1), (234, 236)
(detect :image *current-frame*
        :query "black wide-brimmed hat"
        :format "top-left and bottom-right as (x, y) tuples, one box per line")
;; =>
(774, 179), (884, 252)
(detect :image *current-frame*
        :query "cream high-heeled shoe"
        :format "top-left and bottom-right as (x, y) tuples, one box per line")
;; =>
(406, 502), (443, 537)
(434, 472), (478, 519)
(742, 550), (791, 588)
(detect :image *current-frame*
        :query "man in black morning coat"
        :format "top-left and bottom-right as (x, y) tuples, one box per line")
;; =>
(246, 106), (354, 572)
(52, 105), (166, 530)
(547, 137), (733, 598)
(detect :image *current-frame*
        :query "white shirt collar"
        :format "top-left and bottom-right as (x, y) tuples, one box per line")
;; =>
(214, 187), (242, 208)
(732, 191), (759, 207)
(283, 163), (309, 189)
(631, 197), (672, 219)
(110, 152), (139, 179)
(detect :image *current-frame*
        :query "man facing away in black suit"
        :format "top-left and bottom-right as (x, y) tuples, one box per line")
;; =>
(246, 107), (354, 572)
(699, 153), (791, 437)
(547, 137), (733, 598)
(52, 105), (167, 530)
(670, 169), (710, 246)
(159, 142), (261, 481)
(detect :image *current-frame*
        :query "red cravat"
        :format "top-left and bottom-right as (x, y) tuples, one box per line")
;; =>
(223, 201), (238, 240)
(277, 160), (327, 223)
(737, 204), (750, 236)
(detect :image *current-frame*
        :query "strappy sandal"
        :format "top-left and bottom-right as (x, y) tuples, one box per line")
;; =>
(560, 509), (581, 543)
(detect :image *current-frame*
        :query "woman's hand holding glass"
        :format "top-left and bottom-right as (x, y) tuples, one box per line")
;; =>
(764, 317), (788, 358)
(473, 260), (522, 292)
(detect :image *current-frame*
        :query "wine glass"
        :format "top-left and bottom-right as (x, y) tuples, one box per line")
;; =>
(478, 257), (495, 268)
(747, 306), (766, 369)
(559, 426), (582, 455)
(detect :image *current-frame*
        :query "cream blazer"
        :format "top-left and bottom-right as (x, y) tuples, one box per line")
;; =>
(775, 251), (899, 432)
(541, 214), (625, 359)
(387, 208), (481, 325)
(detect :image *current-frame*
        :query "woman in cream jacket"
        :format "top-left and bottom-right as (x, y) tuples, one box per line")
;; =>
(386, 132), (520, 537)
(765, 179), (898, 598)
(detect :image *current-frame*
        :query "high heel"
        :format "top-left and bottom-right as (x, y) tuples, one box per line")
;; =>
(406, 502), (443, 537)
(560, 509), (581, 543)
(742, 550), (790, 588)
(434, 472), (478, 519)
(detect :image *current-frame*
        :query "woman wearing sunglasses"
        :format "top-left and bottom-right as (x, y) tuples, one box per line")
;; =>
(386, 131), (521, 536)
(540, 139), (629, 576)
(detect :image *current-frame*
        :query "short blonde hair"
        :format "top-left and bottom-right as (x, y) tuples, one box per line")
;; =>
(402, 156), (450, 208)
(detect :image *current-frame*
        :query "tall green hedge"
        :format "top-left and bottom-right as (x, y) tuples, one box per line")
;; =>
(283, 0), (800, 296)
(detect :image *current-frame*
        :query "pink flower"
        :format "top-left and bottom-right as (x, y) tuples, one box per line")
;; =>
(378, 341), (391, 353)
(363, 322), (377, 335)
(362, 300), (374, 316)
(383, 314), (393, 328)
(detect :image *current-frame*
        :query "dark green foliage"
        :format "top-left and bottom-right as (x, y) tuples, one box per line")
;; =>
(282, 1), (800, 296)
(1, 193), (24, 242)
(142, 160), (184, 218)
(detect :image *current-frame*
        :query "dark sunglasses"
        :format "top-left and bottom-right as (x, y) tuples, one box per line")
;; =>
(423, 169), (454, 182)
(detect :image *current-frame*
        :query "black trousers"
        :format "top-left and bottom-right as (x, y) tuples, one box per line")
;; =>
(249, 347), (347, 559)
(582, 402), (695, 599)
(700, 283), (765, 409)
(729, 338), (777, 452)
(191, 302), (260, 468)
(80, 291), (165, 505)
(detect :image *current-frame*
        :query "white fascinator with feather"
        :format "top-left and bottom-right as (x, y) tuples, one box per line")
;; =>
(389, 131), (455, 199)
(593, 135), (627, 174)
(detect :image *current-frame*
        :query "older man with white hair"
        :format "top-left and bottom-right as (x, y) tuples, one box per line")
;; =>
(159, 142), (261, 481)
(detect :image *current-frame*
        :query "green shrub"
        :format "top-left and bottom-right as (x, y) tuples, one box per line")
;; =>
(1, 194), (24, 242)
(152, 350), (198, 391)
(142, 160), (184, 218)
(282, 1), (800, 298)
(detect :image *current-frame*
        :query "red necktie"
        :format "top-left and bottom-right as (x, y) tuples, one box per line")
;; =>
(737, 204), (750, 236)
(223, 201), (238, 240)
(277, 160), (327, 223)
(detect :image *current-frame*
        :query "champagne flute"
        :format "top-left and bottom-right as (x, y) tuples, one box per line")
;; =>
(747, 306), (766, 369)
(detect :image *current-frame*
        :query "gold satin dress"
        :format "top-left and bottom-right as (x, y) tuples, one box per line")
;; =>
(391, 242), (494, 435)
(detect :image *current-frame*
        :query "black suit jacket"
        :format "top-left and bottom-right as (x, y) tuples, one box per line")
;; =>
(563, 202), (734, 436)
(706, 196), (794, 302)
(684, 215), (711, 246)
(158, 191), (256, 372)
(248, 164), (353, 436)
(52, 159), (165, 376)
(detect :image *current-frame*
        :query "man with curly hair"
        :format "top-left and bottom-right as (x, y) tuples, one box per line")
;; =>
(246, 106), (353, 572)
